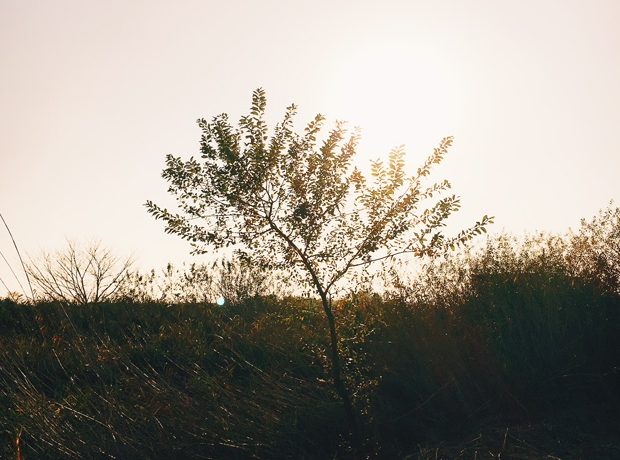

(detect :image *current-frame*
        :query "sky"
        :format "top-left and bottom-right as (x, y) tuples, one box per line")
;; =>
(1, 0), (619, 297)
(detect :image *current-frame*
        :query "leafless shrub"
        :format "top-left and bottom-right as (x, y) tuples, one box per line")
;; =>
(26, 241), (132, 304)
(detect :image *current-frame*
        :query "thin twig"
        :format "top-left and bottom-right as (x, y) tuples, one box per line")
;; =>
(0, 212), (34, 300)
(0, 248), (28, 294)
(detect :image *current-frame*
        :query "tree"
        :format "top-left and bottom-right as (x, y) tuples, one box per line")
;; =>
(26, 241), (133, 305)
(146, 88), (492, 442)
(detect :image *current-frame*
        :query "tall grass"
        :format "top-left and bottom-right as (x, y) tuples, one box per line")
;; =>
(0, 211), (33, 301)
(1, 205), (619, 458)
(0, 299), (345, 458)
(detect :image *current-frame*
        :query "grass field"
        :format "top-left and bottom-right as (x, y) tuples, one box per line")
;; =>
(1, 215), (619, 458)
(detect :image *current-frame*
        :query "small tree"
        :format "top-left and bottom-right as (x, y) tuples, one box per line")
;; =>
(27, 241), (132, 305)
(146, 89), (492, 440)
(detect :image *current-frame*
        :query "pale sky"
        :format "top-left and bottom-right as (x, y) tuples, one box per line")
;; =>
(1, 0), (619, 296)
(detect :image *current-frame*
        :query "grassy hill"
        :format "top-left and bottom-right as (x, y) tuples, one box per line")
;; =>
(2, 216), (620, 458)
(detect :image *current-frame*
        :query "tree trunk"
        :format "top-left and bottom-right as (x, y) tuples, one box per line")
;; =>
(318, 291), (361, 448)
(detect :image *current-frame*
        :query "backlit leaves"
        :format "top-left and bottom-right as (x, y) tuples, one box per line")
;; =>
(146, 89), (493, 295)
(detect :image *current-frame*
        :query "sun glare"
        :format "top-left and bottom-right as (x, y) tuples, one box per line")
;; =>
(323, 41), (460, 168)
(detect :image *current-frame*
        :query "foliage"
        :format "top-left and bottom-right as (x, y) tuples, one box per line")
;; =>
(146, 88), (492, 295)
(568, 201), (620, 294)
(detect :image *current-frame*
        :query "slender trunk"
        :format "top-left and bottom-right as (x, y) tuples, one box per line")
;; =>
(318, 291), (361, 448)
(263, 220), (362, 447)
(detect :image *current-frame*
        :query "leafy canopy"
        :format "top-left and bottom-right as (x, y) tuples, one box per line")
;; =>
(146, 89), (492, 294)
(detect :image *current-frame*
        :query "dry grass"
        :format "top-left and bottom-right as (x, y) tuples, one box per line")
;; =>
(1, 206), (619, 458)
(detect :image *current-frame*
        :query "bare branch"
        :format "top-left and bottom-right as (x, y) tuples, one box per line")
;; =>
(26, 241), (133, 305)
